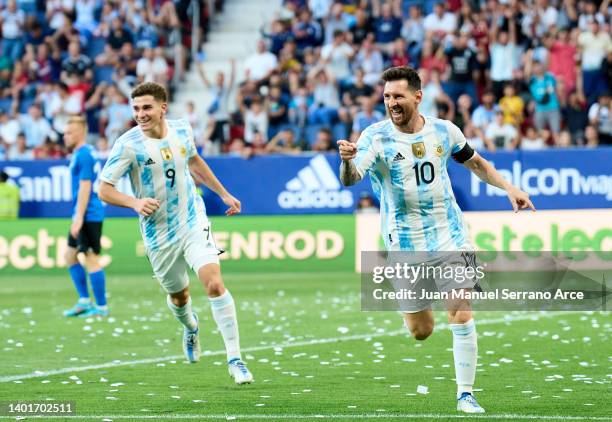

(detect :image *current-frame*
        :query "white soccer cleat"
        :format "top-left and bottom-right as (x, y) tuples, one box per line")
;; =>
(228, 358), (253, 384)
(183, 313), (200, 363)
(457, 392), (485, 413)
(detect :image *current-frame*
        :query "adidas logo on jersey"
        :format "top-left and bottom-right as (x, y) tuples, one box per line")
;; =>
(393, 152), (405, 162)
(278, 155), (354, 209)
(144, 158), (156, 166)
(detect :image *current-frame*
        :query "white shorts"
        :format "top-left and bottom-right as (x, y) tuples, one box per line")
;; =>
(146, 223), (222, 294)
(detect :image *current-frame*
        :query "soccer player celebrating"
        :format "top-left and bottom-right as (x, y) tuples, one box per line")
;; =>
(338, 66), (535, 413)
(98, 82), (253, 384)
(63, 116), (108, 318)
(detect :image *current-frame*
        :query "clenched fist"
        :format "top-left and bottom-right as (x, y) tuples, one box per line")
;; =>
(337, 140), (357, 161)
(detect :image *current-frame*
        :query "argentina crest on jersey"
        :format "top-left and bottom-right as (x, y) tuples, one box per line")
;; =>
(160, 147), (173, 161)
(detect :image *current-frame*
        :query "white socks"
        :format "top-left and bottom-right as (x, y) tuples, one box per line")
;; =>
(450, 319), (477, 397)
(166, 295), (198, 332)
(209, 290), (241, 362)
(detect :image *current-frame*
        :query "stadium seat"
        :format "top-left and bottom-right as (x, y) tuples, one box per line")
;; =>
(18, 98), (35, 115)
(87, 37), (107, 58)
(94, 66), (115, 85)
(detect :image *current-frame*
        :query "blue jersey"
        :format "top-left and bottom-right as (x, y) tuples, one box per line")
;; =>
(99, 119), (208, 251)
(70, 144), (105, 222)
(353, 117), (473, 252)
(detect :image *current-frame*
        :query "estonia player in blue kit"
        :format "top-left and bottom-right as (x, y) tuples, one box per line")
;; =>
(338, 67), (535, 413)
(98, 82), (252, 384)
(63, 116), (108, 318)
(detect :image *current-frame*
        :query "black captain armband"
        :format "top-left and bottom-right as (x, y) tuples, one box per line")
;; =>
(451, 143), (475, 163)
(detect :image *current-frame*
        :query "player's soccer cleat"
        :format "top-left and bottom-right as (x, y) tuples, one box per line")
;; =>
(457, 392), (485, 413)
(228, 358), (253, 385)
(63, 300), (92, 317)
(79, 305), (109, 318)
(183, 313), (200, 363)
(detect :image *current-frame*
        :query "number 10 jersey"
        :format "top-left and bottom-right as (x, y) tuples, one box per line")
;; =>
(354, 117), (474, 252)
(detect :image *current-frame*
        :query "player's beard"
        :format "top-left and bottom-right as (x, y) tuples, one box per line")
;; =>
(388, 105), (411, 127)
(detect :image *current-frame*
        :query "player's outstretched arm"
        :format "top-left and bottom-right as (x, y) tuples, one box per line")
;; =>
(337, 140), (362, 186)
(463, 152), (536, 213)
(188, 155), (241, 216)
(98, 181), (160, 217)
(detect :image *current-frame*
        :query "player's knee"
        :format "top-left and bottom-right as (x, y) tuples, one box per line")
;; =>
(65, 249), (78, 266)
(169, 288), (189, 307)
(84, 253), (102, 273)
(410, 325), (433, 341)
(206, 279), (225, 297)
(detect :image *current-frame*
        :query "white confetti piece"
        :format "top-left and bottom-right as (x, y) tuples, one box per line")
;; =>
(110, 382), (124, 387)
(171, 396), (181, 399)
(417, 385), (428, 394)
(337, 326), (349, 334)
(105, 397), (118, 400)
(255, 403), (265, 407)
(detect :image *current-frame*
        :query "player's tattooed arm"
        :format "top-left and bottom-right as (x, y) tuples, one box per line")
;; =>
(463, 153), (535, 212)
(339, 160), (362, 186)
(337, 140), (362, 186)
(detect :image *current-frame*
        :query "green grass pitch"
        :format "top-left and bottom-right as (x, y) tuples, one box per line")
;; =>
(0, 272), (610, 421)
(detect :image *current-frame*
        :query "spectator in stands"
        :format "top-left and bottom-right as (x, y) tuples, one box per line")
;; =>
(471, 91), (497, 138)
(526, 55), (562, 143)
(325, 2), (350, 46)
(419, 68), (453, 119)
(557, 130), (573, 148)
(321, 30), (354, 87)
(584, 124), (600, 147)
(266, 129), (302, 154)
(62, 41), (93, 82)
(464, 123), (484, 150)
(266, 85), (290, 139)
(484, 110), (519, 150)
(389, 38), (410, 68)
(352, 96), (384, 138)
(7, 133), (32, 160)
(293, 8), (322, 50)
(547, 28), (579, 99)
(521, 126), (547, 150)
(198, 58), (235, 147)
(0, 0), (25, 62)
(354, 38), (384, 86)
(489, 7), (518, 99)
(578, 21), (612, 104)
(562, 91), (589, 144)
(0, 109), (20, 148)
(423, 2), (457, 40)
(444, 30), (478, 104)
(453, 94), (474, 130)
(349, 8), (373, 47)
(419, 38), (447, 75)
(308, 64), (340, 126)
(19, 104), (56, 148)
(401, 5), (425, 67)
(100, 85), (132, 144)
(245, 40), (278, 84)
(588, 92), (612, 144)
(499, 83), (524, 127)
(288, 85), (312, 129)
(243, 97), (268, 144)
(261, 19), (292, 56)
(312, 128), (336, 152)
(372, 0), (403, 54)
(355, 192), (378, 214)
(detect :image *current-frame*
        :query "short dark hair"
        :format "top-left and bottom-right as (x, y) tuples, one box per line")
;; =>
(381, 66), (421, 91)
(131, 82), (168, 103)
(0, 170), (8, 183)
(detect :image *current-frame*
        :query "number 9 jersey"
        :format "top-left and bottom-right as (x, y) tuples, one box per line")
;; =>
(353, 117), (475, 252)
(100, 119), (208, 251)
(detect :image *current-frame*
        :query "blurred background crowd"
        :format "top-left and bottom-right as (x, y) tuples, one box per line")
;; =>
(0, 0), (611, 161)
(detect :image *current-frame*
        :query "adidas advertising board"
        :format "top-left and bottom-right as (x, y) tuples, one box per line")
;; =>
(277, 155), (354, 209)
(1, 148), (610, 217)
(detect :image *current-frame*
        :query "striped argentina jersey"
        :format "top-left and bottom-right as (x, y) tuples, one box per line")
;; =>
(100, 119), (208, 251)
(354, 117), (473, 252)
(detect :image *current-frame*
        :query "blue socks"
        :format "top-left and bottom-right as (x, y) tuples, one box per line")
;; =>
(69, 264), (89, 299)
(89, 270), (107, 307)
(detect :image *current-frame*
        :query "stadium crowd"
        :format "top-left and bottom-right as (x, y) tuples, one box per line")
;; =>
(0, 0), (611, 161)
(0, 0), (211, 160)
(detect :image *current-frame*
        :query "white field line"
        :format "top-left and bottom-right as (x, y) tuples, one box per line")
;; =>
(0, 413), (610, 420)
(0, 312), (564, 383)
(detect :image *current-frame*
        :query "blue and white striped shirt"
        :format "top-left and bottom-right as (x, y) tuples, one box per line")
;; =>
(354, 117), (473, 252)
(100, 119), (208, 251)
